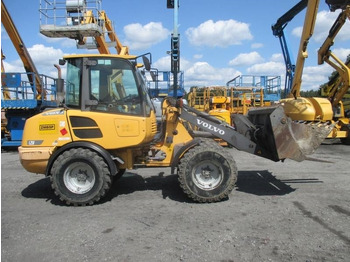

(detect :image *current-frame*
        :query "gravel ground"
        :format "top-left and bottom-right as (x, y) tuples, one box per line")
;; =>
(1, 142), (350, 262)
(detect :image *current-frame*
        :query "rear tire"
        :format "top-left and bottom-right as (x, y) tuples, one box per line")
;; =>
(50, 148), (112, 206)
(178, 139), (237, 203)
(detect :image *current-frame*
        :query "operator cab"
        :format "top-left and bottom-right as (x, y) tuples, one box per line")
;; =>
(62, 54), (154, 117)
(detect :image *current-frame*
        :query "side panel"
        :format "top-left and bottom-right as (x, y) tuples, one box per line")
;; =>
(66, 110), (156, 149)
(19, 108), (71, 174)
(21, 109), (72, 148)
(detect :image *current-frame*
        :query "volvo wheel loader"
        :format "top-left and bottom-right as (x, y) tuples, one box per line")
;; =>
(18, 54), (332, 206)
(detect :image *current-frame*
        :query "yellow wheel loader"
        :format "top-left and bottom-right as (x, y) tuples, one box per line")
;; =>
(18, 54), (332, 206)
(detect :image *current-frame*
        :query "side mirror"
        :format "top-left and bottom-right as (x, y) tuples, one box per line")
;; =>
(59, 59), (66, 66)
(142, 56), (151, 71)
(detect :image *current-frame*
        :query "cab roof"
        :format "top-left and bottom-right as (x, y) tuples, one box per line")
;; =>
(63, 54), (137, 60)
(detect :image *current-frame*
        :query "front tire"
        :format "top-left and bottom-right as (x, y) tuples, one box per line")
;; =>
(50, 148), (112, 206)
(178, 139), (237, 203)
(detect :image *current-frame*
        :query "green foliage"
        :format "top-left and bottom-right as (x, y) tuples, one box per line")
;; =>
(300, 89), (321, 97)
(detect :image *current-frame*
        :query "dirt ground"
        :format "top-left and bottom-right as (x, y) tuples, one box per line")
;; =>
(1, 141), (350, 262)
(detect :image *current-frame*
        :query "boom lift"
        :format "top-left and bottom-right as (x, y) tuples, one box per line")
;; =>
(1, 0), (59, 147)
(2, 1), (42, 96)
(271, 0), (309, 98)
(18, 54), (332, 206)
(39, 0), (129, 55)
(318, 4), (350, 142)
(272, 0), (350, 143)
(321, 58), (350, 113)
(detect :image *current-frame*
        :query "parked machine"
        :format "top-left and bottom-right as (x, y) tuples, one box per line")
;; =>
(18, 54), (333, 206)
(321, 58), (350, 114)
(187, 86), (235, 124)
(187, 75), (281, 126)
(227, 75), (282, 104)
(1, 0), (59, 147)
(272, 0), (350, 143)
(40, 0), (129, 55)
(318, 3), (350, 143)
(145, 70), (185, 98)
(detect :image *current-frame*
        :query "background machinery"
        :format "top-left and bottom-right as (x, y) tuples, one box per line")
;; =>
(318, 4), (350, 142)
(226, 75), (282, 105)
(1, 0), (59, 147)
(321, 57), (350, 114)
(39, 0), (129, 55)
(18, 54), (332, 206)
(144, 70), (185, 98)
(187, 86), (235, 124)
(187, 75), (281, 126)
(272, 0), (309, 98)
(272, 0), (350, 143)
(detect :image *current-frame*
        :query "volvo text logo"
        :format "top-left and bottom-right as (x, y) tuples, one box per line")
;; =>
(197, 119), (225, 135)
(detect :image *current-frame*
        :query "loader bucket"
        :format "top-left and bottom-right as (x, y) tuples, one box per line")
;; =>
(246, 106), (333, 162)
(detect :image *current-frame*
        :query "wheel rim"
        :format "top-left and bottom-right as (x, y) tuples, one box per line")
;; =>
(192, 160), (223, 190)
(63, 162), (96, 194)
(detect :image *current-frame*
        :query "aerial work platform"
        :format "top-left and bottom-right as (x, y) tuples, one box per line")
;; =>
(39, 0), (125, 54)
(40, 23), (103, 39)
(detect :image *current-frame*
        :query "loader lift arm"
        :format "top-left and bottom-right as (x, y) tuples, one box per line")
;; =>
(176, 101), (332, 162)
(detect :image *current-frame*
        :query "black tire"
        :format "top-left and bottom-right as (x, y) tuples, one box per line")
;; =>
(50, 148), (112, 206)
(178, 139), (237, 203)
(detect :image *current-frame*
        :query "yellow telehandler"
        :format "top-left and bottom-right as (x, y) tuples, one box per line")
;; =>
(18, 54), (332, 206)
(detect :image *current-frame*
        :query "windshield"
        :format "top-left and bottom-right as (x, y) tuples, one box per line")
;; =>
(90, 58), (141, 115)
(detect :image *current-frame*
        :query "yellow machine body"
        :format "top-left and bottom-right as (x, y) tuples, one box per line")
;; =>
(19, 108), (157, 174)
(16, 52), (335, 206)
(280, 97), (333, 121)
(209, 109), (231, 124)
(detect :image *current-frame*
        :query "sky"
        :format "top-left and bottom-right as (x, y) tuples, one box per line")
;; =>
(1, 0), (350, 92)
